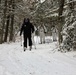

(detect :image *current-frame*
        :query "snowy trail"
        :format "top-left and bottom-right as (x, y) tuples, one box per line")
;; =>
(0, 42), (76, 75)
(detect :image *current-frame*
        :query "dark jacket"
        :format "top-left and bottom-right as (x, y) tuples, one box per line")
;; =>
(20, 21), (34, 36)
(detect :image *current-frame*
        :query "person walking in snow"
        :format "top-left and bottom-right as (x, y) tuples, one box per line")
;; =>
(51, 26), (57, 41)
(31, 25), (36, 45)
(20, 18), (35, 51)
(38, 24), (47, 44)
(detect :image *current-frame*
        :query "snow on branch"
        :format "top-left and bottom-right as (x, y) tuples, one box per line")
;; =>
(65, 0), (76, 5)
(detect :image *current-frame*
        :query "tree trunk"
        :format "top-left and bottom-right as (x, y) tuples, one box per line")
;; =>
(1, 0), (7, 43)
(0, 0), (1, 43)
(4, 15), (10, 42)
(4, 0), (14, 42)
(0, 0), (1, 3)
(58, 0), (65, 45)
(9, 0), (15, 41)
(9, 15), (14, 41)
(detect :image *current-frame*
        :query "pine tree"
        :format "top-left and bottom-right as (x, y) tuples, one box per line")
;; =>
(62, 0), (76, 51)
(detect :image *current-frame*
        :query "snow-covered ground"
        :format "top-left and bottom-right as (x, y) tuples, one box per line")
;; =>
(0, 36), (76, 75)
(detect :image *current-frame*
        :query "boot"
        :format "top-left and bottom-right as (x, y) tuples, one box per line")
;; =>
(24, 47), (26, 51)
(29, 46), (32, 51)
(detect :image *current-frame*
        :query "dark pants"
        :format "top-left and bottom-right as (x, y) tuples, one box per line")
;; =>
(23, 35), (32, 48)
